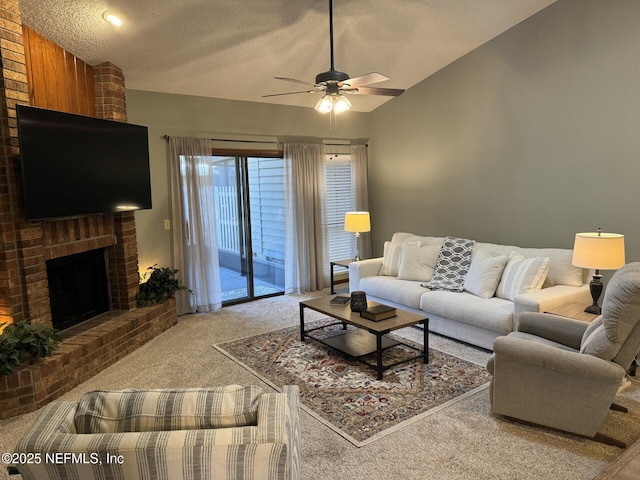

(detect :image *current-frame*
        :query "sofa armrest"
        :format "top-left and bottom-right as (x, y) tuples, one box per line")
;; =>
(493, 335), (624, 379)
(513, 284), (592, 318)
(517, 312), (590, 350)
(283, 385), (300, 480)
(349, 258), (383, 292)
(256, 386), (300, 480)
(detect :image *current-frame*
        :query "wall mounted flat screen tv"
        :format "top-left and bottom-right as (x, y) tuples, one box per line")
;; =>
(17, 104), (152, 221)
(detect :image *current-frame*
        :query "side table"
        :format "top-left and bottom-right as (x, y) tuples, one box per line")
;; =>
(545, 302), (599, 323)
(330, 259), (352, 294)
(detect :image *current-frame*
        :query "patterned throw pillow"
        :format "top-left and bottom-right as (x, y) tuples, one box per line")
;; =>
(496, 254), (550, 301)
(422, 237), (475, 292)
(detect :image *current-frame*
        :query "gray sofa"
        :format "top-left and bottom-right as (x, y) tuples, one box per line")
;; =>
(349, 232), (592, 350)
(13, 385), (300, 480)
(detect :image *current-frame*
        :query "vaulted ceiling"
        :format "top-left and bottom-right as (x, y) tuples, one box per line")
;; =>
(20, 0), (556, 112)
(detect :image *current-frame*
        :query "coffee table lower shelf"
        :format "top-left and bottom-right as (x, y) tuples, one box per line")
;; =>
(318, 328), (399, 357)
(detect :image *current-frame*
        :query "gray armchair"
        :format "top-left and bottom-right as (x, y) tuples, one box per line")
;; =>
(487, 262), (640, 447)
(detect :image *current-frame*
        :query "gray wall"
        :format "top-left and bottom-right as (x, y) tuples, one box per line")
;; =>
(367, 0), (640, 264)
(128, 0), (640, 276)
(126, 90), (369, 273)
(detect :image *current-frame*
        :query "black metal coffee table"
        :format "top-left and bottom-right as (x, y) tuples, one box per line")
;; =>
(299, 296), (429, 380)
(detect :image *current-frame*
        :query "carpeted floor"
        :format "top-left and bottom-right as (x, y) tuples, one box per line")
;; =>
(1, 291), (640, 480)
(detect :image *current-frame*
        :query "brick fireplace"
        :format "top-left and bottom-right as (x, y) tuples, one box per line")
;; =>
(0, 2), (178, 419)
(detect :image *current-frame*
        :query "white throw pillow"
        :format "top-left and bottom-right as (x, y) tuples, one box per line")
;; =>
(397, 244), (440, 281)
(496, 254), (550, 301)
(379, 240), (421, 276)
(464, 252), (508, 299)
(379, 241), (403, 276)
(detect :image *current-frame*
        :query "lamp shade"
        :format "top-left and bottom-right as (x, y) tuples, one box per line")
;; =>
(572, 232), (625, 270)
(344, 212), (371, 233)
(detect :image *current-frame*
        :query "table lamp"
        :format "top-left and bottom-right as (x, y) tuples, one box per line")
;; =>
(344, 212), (370, 261)
(572, 228), (625, 314)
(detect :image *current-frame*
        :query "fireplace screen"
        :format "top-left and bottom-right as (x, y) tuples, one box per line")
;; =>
(46, 249), (110, 331)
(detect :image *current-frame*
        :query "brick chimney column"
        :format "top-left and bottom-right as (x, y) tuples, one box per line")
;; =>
(93, 62), (140, 310)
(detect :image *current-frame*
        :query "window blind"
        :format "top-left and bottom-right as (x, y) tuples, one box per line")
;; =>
(325, 156), (355, 261)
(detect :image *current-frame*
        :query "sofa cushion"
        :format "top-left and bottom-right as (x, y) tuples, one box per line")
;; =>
(519, 248), (584, 287)
(359, 276), (425, 310)
(397, 244), (440, 281)
(476, 242), (583, 287)
(391, 233), (442, 246)
(496, 254), (550, 301)
(419, 290), (514, 334)
(75, 385), (262, 434)
(464, 252), (508, 299)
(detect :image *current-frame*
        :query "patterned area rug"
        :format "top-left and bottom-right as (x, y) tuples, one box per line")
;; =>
(214, 321), (490, 447)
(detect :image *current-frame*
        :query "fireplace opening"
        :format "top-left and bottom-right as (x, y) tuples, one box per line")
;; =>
(46, 249), (110, 331)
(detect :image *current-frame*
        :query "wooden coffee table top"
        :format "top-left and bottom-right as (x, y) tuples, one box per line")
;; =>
(301, 296), (427, 332)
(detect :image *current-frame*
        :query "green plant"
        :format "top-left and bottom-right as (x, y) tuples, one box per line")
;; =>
(137, 264), (189, 307)
(0, 320), (60, 376)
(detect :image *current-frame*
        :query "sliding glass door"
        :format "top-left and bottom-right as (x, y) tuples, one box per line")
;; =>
(212, 154), (285, 303)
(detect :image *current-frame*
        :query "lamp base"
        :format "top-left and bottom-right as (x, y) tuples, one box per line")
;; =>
(584, 304), (602, 315)
(585, 272), (603, 315)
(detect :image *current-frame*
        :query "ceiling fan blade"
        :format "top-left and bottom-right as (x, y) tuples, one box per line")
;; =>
(274, 77), (316, 86)
(344, 86), (405, 96)
(341, 72), (389, 88)
(262, 90), (318, 98)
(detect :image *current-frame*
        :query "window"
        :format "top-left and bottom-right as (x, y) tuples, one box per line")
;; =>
(325, 155), (356, 262)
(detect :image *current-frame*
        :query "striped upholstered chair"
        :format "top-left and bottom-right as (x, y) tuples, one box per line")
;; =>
(13, 385), (300, 480)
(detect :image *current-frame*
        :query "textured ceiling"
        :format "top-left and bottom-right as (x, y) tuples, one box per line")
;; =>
(20, 0), (556, 113)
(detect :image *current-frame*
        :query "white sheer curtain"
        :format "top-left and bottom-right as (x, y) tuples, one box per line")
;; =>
(283, 143), (328, 293)
(351, 144), (372, 259)
(168, 137), (222, 314)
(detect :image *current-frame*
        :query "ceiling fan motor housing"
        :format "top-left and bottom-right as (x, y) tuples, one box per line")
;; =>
(315, 70), (350, 85)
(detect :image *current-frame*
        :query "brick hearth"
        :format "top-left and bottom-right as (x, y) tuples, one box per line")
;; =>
(0, 1), (178, 419)
(0, 300), (177, 419)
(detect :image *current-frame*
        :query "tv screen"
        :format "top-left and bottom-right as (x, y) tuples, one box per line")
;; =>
(16, 105), (152, 221)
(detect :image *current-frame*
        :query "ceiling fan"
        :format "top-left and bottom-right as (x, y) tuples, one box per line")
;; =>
(263, 0), (404, 113)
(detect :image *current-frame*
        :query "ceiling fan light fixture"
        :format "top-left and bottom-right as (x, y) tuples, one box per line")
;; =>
(314, 93), (351, 114)
(315, 95), (334, 114)
(333, 94), (351, 114)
